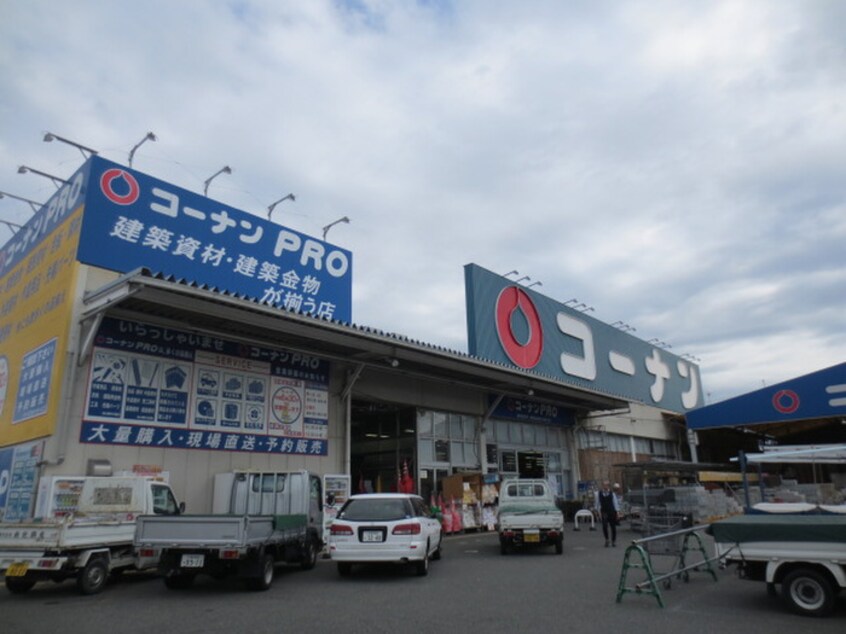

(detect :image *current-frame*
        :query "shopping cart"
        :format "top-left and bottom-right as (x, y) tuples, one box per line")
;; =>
(642, 507), (692, 558)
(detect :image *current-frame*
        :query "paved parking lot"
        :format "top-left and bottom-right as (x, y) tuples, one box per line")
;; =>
(2, 521), (844, 633)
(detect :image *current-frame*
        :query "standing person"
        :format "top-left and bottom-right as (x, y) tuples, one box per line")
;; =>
(594, 480), (620, 547)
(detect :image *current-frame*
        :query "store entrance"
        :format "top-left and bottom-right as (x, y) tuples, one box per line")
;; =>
(501, 449), (547, 479)
(518, 451), (545, 478)
(350, 399), (416, 494)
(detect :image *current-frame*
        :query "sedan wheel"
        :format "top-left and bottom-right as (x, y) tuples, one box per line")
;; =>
(431, 537), (442, 561)
(415, 546), (430, 577)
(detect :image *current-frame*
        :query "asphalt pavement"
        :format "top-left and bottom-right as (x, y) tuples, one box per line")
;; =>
(2, 520), (844, 633)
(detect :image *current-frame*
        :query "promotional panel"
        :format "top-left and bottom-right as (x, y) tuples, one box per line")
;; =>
(0, 166), (86, 446)
(80, 317), (329, 456)
(77, 156), (353, 322)
(465, 264), (703, 413)
(0, 441), (43, 521)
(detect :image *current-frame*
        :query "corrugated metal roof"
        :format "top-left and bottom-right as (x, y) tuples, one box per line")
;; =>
(81, 267), (628, 411)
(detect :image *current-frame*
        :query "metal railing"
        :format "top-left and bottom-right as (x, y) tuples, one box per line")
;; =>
(616, 524), (725, 608)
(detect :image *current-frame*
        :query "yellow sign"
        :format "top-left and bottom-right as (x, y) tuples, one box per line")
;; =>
(0, 207), (82, 447)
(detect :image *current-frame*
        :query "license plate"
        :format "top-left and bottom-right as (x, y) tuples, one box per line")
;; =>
(180, 554), (204, 568)
(6, 562), (29, 576)
(361, 530), (383, 543)
(524, 531), (540, 543)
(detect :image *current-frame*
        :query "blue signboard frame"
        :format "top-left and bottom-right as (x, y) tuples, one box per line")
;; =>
(76, 156), (352, 322)
(465, 264), (703, 413)
(489, 395), (575, 426)
(686, 362), (846, 430)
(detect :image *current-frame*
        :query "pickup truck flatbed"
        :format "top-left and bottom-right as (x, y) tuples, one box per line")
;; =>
(709, 513), (846, 617)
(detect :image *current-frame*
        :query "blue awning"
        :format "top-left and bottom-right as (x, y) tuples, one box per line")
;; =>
(686, 362), (846, 430)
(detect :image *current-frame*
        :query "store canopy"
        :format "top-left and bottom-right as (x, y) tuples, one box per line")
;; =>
(80, 269), (627, 413)
(734, 444), (846, 464)
(685, 362), (846, 430)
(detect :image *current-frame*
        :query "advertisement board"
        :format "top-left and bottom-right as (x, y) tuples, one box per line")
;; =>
(80, 316), (330, 456)
(465, 264), (703, 413)
(77, 156), (352, 322)
(0, 166), (85, 447)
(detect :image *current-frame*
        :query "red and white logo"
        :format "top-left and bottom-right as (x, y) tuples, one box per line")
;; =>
(772, 389), (800, 414)
(495, 286), (543, 369)
(100, 168), (140, 206)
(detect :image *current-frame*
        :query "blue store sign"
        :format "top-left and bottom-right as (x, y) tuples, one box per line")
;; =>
(76, 156), (353, 322)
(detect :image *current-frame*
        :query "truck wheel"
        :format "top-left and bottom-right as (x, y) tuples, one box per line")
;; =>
(5, 576), (36, 594)
(555, 536), (564, 555)
(781, 568), (835, 617)
(163, 574), (195, 590)
(337, 562), (352, 577)
(415, 546), (429, 577)
(77, 558), (109, 595)
(246, 554), (274, 591)
(500, 538), (510, 555)
(300, 538), (319, 570)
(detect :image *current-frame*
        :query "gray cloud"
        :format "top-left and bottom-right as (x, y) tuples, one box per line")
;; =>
(1, 0), (843, 404)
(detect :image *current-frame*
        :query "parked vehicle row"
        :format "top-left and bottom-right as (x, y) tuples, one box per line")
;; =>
(0, 472), (447, 596)
(2, 473), (570, 597)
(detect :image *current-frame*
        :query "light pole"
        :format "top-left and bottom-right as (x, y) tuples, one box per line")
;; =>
(18, 165), (69, 188)
(322, 216), (350, 241)
(267, 193), (296, 220)
(203, 165), (232, 196)
(0, 191), (43, 213)
(43, 132), (98, 158)
(0, 219), (23, 233)
(128, 132), (156, 167)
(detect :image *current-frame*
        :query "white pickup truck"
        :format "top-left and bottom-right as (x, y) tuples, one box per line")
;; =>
(134, 470), (323, 591)
(497, 478), (564, 555)
(0, 476), (181, 595)
(709, 512), (846, 617)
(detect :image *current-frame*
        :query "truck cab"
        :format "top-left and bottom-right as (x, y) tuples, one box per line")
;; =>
(76, 476), (182, 519)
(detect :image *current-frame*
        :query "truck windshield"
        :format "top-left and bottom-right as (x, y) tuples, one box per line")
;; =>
(152, 485), (179, 515)
(340, 498), (410, 521)
(506, 483), (546, 497)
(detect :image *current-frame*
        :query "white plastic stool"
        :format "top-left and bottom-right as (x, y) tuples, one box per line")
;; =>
(573, 509), (596, 531)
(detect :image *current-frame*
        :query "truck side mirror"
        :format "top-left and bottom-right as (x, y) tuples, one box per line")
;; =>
(179, 501), (186, 514)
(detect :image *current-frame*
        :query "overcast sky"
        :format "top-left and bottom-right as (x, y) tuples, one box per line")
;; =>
(1, 1), (844, 405)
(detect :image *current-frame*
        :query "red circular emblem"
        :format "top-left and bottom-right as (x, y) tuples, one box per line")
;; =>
(772, 389), (800, 414)
(495, 286), (543, 369)
(100, 168), (140, 205)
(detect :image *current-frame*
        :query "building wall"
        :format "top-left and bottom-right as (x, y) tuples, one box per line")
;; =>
(575, 402), (684, 486)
